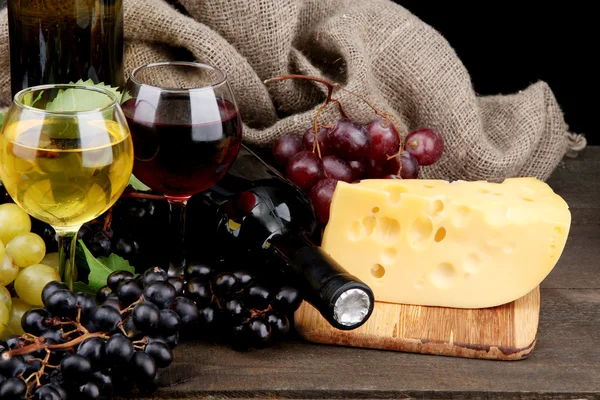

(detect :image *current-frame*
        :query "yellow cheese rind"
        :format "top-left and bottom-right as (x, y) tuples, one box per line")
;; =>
(321, 178), (571, 309)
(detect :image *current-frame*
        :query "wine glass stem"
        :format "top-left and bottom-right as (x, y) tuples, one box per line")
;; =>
(55, 227), (80, 290)
(167, 199), (187, 277)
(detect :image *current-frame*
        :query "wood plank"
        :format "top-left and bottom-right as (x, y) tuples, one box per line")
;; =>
(293, 288), (539, 360)
(151, 288), (600, 399)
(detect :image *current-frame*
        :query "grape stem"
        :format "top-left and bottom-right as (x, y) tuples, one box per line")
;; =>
(264, 74), (404, 156)
(2, 332), (107, 359)
(103, 207), (114, 237)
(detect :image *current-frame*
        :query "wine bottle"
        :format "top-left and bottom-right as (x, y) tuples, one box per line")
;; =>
(186, 145), (375, 330)
(7, 0), (124, 95)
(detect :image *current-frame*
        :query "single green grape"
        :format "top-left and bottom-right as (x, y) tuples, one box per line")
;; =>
(14, 264), (60, 306)
(6, 232), (46, 268)
(0, 302), (9, 337)
(0, 239), (5, 264)
(0, 203), (31, 245)
(41, 252), (60, 273)
(0, 298), (33, 340)
(0, 285), (11, 310)
(0, 254), (19, 286)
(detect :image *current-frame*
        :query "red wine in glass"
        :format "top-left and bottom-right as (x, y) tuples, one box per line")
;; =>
(122, 61), (243, 276)
(122, 97), (242, 201)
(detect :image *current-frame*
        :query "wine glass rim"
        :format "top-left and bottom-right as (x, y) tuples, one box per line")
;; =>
(129, 61), (228, 92)
(13, 84), (119, 115)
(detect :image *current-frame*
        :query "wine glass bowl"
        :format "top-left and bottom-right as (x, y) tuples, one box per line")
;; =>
(0, 84), (134, 288)
(121, 62), (242, 201)
(121, 62), (243, 276)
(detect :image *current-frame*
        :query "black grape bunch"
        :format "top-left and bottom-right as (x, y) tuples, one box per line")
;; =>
(0, 278), (179, 400)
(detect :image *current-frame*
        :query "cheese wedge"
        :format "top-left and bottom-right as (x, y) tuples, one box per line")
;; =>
(321, 178), (571, 308)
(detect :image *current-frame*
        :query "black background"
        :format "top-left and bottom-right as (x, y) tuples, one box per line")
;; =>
(396, 1), (597, 144)
(1, 1), (596, 144)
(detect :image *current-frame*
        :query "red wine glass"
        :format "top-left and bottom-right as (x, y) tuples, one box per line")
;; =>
(122, 62), (242, 276)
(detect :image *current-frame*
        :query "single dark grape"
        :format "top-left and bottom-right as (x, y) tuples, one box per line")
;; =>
(367, 119), (401, 161)
(130, 352), (157, 382)
(40, 329), (64, 344)
(163, 332), (180, 349)
(309, 178), (338, 224)
(105, 333), (134, 366)
(77, 337), (105, 367)
(21, 308), (51, 336)
(231, 270), (254, 289)
(168, 297), (199, 325)
(123, 317), (144, 340)
(0, 340), (7, 353)
(273, 286), (302, 312)
(95, 285), (113, 303)
(158, 309), (181, 336)
(79, 381), (101, 400)
(230, 324), (249, 351)
(184, 262), (212, 280)
(286, 151), (324, 191)
(107, 270), (135, 291)
(45, 383), (67, 400)
(90, 371), (113, 397)
(404, 128), (444, 166)
(247, 318), (272, 347)
(60, 354), (93, 384)
(302, 126), (331, 155)
(144, 341), (173, 368)
(34, 385), (62, 400)
(4, 336), (21, 350)
(87, 231), (112, 257)
(117, 280), (143, 306)
(366, 158), (386, 178)
(0, 355), (27, 378)
(92, 305), (122, 332)
(267, 313), (291, 337)
(212, 273), (238, 298)
(348, 159), (367, 181)
(102, 298), (125, 312)
(198, 306), (220, 329)
(386, 150), (419, 179)
(44, 289), (78, 318)
(77, 223), (95, 241)
(143, 281), (177, 309)
(224, 299), (250, 323)
(168, 277), (185, 297)
(132, 302), (161, 332)
(76, 292), (97, 324)
(184, 278), (211, 307)
(322, 155), (353, 183)
(141, 267), (168, 288)
(114, 237), (140, 260)
(328, 118), (371, 160)
(41, 281), (68, 306)
(272, 134), (303, 167)
(0, 376), (27, 399)
(243, 284), (271, 310)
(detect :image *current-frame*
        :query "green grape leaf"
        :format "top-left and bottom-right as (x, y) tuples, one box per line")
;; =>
(128, 174), (151, 191)
(73, 281), (97, 296)
(0, 112), (5, 130)
(45, 79), (122, 112)
(76, 240), (135, 291)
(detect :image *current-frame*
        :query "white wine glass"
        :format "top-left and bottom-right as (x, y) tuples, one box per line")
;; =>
(0, 84), (134, 289)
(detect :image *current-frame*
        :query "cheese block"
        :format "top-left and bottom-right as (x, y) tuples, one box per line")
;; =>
(321, 177), (571, 308)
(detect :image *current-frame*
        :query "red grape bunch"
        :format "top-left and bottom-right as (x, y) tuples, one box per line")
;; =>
(267, 75), (444, 225)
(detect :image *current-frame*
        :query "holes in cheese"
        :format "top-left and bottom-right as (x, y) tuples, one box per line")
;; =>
(321, 178), (571, 309)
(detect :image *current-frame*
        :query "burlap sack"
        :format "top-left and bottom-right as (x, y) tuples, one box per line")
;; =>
(0, 0), (586, 181)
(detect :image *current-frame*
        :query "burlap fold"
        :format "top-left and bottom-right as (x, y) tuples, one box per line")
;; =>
(0, 0), (581, 181)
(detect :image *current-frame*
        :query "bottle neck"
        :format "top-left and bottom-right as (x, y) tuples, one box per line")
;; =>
(268, 233), (374, 330)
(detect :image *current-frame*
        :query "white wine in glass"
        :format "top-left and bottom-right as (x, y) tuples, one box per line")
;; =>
(0, 84), (134, 289)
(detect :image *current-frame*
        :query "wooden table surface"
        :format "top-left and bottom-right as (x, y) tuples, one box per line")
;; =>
(147, 147), (600, 400)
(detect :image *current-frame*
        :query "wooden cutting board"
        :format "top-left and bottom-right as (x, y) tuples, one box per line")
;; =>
(294, 287), (540, 360)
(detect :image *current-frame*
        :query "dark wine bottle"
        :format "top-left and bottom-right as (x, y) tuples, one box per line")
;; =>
(186, 145), (375, 330)
(7, 0), (124, 95)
